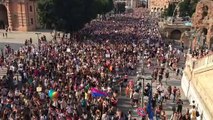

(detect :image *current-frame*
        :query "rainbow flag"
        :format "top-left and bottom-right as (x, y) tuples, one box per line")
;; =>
(91, 88), (107, 98)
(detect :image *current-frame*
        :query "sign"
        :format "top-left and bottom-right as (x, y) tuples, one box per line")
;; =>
(184, 22), (192, 26)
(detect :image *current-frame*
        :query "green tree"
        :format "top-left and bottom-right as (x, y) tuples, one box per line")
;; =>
(96, 0), (114, 14)
(37, 0), (114, 33)
(37, 0), (57, 29)
(163, 0), (199, 17)
(164, 3), (176, 17)
(115, 2), (126, 13)
(179, 0), (199, 17)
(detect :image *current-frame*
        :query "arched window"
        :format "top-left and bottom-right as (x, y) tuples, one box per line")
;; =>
(170, 30), (182, 40)
(0, 4), (8, 29)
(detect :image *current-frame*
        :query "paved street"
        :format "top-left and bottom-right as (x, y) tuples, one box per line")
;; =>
(117, 51), (190, 119)
(0, 41), (22, 77)
(0, 22), (190, 120)
(0, 30), (53, 44)
(0, 32), (191, 119)
(0, 31), (192, 120)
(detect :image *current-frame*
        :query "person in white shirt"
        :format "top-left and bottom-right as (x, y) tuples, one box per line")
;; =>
(18, 63), (23, 72)
(189, 105), (197, 120)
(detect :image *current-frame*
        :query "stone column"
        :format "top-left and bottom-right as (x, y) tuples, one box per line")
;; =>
(5, 0), (13, 31)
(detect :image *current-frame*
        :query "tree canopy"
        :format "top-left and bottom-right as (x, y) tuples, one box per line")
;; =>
(163, 0), (199, 17)
(163, 3), (176, 17)
(37, 0), (114, 33)
(179, 0), (199, 17)
(114, 2), (126, 14)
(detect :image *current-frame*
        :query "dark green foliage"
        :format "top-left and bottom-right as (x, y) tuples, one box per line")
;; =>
(37, 0), (114, 33)
(163, 0), (200, 17)
(164, 3), (176, 17)
(115, 2), (126, 13)
(179, 0), (199, 17)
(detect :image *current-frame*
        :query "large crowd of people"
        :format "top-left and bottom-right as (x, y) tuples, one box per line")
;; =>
(0, 8), (201, 120)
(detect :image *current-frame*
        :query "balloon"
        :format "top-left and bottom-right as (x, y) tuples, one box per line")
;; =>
(48, 89), (55, 98)
(52, 92), (59, 99)
(48, 89), (59, 100)
(109, 65), (113, 72)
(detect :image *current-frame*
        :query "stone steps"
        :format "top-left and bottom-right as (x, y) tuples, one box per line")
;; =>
(0, 67), (8, 78)
(0, 67), (20, 79)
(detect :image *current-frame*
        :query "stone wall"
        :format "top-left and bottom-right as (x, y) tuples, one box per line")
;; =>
(159, 23), (191, 40)
(149, 0), (181, 13)
(192, 0), (213, 48)
(182, 54), (213, 120)
(149, 0), (169, 12)
(1, 0), (39, 31)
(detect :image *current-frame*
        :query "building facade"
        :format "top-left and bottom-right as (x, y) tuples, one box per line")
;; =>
(191, 0), (213, 49)
(0, 0), (39, 31)
(149, 0), (170, 13)
(148, 0), (181, 14)
(182, 54), (213, 120)
(114, 0), (140, 9)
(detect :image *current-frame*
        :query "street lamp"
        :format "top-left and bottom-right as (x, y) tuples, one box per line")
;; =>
(35, 32), (41, 40)
(137, 73), (153, 108)
(35, 32), (41, 48)
(137, 74), (144, 107)
(35, 32), (41, 65)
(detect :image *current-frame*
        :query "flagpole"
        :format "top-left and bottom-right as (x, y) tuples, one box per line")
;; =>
(142, 78), (145, 107)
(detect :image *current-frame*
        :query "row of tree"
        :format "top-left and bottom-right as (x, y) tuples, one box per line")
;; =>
(37, 0), (114, 33)
(163, 0), (199, 17)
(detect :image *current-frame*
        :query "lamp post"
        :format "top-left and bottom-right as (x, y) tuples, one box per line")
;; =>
(35, 32), (41, 65)
(35, 32), (41, 40)
(137, 74), (144, 107)
(35, 32), (41, 49)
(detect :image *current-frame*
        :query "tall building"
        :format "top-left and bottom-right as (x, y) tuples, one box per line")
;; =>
(149, 0), (169, 13)
(148, 0), (181, 13)
(181, 1), (213, 120)
(0, 0), (39, 31)
(192, 0), (213, 49)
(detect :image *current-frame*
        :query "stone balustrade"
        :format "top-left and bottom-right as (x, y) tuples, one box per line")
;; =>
(182, 53), (213, 120)
(185, 53), (213, 70)
(193, 53), (213, 70)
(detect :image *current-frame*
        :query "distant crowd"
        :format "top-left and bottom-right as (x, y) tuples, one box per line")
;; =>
(0, 8), (201, 120)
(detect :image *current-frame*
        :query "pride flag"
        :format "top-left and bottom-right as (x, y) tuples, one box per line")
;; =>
(91, 88), (107, 98)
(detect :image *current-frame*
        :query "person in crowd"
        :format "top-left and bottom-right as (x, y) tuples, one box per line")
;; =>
(0, 7), (193, 120)
(189, 105), (197, 120)
(177, 99), (183, 113)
